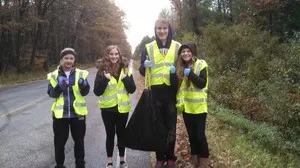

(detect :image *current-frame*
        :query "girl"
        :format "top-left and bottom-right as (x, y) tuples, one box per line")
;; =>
(47, 47), (90, 168)
(171, 42), (210, 168)
(94, 45), (136, 168)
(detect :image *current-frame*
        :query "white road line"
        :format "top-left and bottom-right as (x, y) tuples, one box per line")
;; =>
(0, 95), (48, 119)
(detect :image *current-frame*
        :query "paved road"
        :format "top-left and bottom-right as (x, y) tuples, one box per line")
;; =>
(0, 67), (151, 168)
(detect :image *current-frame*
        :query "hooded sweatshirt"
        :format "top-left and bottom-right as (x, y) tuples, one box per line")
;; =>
(139, 24), (178, 99)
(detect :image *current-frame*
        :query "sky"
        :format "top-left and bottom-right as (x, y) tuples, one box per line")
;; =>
(114, 0), (171, 51)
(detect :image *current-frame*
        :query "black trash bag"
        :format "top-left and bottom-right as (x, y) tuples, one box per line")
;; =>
(121, 89), (168, 152)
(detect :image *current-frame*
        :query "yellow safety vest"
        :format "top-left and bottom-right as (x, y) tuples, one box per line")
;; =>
(146, 40), (181, 86)
(47, 68), (89, 118)
(176, 59), (208, 114)
(98, 68), (132, 113)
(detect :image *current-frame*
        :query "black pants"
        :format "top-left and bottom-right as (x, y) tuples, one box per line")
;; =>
(53, 117), (86, 167)
(153, 91), (177, 161)
(101, 109), (129, 157)
(183, 113), (209, 157)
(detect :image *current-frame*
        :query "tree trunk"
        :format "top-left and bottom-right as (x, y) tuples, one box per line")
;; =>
(189, 0), (201, 36)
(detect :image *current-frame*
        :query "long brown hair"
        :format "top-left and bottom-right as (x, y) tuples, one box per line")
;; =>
(97, 45), (129, 76)
(175, 53), (195, 88)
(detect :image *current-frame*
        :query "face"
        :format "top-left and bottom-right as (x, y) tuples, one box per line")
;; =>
(155, 22), (169, 42)
(61, 54), (75, 70)
(108, 48), (120, 64)
(181, 48), (193, 62)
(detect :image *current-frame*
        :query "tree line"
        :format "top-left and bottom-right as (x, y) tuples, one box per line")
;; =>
(134, 0), (300, 155)
(0, 0), (131, 74)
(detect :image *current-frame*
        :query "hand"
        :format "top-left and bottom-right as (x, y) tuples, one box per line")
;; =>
(121, 74), (127, 79)
(170, 65), (176, 74)
(58, 76), (69, 90)
(144, 60), (152, 68)
(78, 78), (86, 88)
(184, 68), (191, 77)
(103, 71), (111, 80)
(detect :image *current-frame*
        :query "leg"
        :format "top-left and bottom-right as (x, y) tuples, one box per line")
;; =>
(115, 112), (129, 158)
(194, 113), (209, 158)
(53, 118), (69, 167)
(164, 101), (177, 162)
(101, 110), (117, 164)
(183, 113), (198, 167)
(70, 117), (86, 168)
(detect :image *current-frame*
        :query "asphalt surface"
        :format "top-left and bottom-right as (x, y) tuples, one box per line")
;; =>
(0, 67), (151, 168)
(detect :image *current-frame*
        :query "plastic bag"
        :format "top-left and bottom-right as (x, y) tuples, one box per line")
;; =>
(121, 68), (168, 152)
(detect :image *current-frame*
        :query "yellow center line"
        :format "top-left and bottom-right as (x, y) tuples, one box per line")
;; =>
(0, 95), (49, 119)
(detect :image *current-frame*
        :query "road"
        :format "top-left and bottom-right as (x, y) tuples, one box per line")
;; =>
(0, 67), (151, 168)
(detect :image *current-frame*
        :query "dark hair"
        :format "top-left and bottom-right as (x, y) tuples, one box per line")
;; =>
(60, 48), (77, 58)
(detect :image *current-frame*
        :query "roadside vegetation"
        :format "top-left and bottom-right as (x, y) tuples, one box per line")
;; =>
(2, 0), (300, 167)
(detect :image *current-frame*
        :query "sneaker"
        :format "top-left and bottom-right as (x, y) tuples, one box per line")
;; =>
(166, 160), (175, 168)
(119, 162), (128, 168)
(154, 161), (165, 168)
(106, 163), (114, 168)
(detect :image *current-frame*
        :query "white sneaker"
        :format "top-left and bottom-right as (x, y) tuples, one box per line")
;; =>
(106, 163), (114, 168)
(119, 162), (128, 168)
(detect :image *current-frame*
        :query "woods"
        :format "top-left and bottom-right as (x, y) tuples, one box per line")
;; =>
(0, 0), (131, 75)
(132, 0), (300, 162)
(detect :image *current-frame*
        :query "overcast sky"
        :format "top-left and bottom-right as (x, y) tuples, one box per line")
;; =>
(114, 0), (171, 51)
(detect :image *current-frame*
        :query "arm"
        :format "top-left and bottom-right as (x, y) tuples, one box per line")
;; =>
(188, 67), (207, 89)
(122, 75), (136, 94)
(93, 74), (110, 96)
(79, 79), (90, 96)
(138, 48), (148, 77)
(47, 83), (62, 98)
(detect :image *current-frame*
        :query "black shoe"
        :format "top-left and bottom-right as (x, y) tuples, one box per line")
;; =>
(55, 165), (66, 168)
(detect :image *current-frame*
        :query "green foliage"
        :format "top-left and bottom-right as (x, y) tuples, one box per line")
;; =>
(203, 23), (300, 139)
(132, 36), (154, 61)
(210, 102), (300, 156)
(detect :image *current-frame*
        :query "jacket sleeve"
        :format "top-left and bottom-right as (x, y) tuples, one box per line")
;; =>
(138, 48), (148, 77)
(47, 83), (62, 98)
(121, 75), (136, 94)
(188, 67), (207, 89)
(93, 74), (110, 96)
(80, 79), (90, 96)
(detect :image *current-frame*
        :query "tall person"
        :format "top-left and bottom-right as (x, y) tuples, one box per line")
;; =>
(47, 48), (90, 168)
(139, 18), (181, 168)
(94, 45), (136, 168)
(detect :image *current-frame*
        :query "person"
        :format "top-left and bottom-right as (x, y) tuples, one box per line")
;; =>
(171, 42), (209, 168)
(94, 45), (136, 168)
(47, 48), (90, 168)
(139, 18), (181, 168)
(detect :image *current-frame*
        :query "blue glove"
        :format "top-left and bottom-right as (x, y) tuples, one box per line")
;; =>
(170, 65), (176, 74)
(144, 60), (152, 68)
(78, 78), (86, 88)
(58, 76), (69, 90)
(184, 68), (191, 77)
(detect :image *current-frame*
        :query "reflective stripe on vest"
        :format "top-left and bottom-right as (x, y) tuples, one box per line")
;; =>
(176, 59), (208, 114)
(98, 68), (131, 113)
(146, 40), (180, 86)
(47, 68), (89, 118)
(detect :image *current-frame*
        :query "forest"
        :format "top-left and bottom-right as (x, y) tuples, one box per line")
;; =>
(133, 0), (300, 162)
(1, 0), (300, 165)
(0, 0), (131, 74)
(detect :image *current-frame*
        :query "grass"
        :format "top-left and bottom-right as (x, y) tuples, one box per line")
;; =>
(0, 63), (93, 87)
(207, 101), (300, 168)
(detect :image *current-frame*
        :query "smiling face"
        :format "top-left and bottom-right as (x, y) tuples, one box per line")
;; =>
(155, 22), (169, 43)
(108, 48), (120, 64)
(181, 48), (193, 62)
(61, 54), (75, 70)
